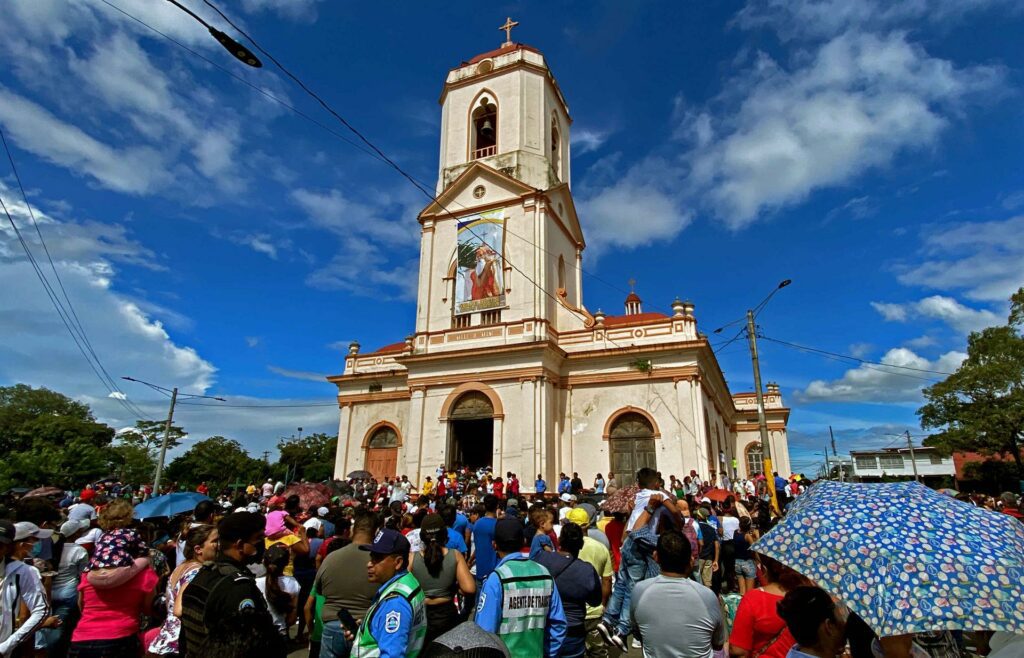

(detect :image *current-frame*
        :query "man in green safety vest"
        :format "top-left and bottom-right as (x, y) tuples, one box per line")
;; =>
(475, 518), (567, 657)
(343, 528), (427, 658)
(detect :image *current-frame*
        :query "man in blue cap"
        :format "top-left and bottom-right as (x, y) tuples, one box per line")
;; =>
(344, 528), (427, 658)
(475, 518), (567, 657)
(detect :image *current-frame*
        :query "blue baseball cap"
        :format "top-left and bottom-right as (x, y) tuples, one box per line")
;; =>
(359, 528), (411, 556)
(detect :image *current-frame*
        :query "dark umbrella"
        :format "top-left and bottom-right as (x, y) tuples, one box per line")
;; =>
(24, 486), (65, 498)
(601, 484), (639, 514)
(282, 482), (332, 510)
(346, 470), (373, 480)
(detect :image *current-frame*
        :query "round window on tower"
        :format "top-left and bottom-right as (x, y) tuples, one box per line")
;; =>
(473, 185), (486, 199)
(476, 60), (494, 75)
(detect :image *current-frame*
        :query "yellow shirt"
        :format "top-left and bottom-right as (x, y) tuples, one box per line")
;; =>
(422, 480), (434, 495)
(266, 532), (302, 577)
(579, 536), (613, 619)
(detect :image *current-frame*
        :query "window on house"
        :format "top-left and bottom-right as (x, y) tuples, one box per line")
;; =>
(480, 309), (501, 326)
(745, 443), (764, 476)
(855, 456), (877, 470)
(452, 314), (471, 329)
(929, 453), (944, 465)
(472, 99), (497, 159)
(368, 383), (383, 393)
(557, 255), (565, 292)
(879, 455), (904, 470)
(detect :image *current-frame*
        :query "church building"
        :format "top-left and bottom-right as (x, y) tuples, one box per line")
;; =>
(329, 26), (791, 489)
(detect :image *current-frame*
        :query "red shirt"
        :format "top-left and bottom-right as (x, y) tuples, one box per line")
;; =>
(729, 588), (795, 658)
(493, 481), (504, 498)
(1003, 507), (1024, 521)
(604, 518), (625, 571)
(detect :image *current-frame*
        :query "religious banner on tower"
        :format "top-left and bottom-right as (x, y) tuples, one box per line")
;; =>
(455, 210), (506, 315)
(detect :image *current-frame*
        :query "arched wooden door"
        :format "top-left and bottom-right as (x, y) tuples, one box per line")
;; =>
(365, 425), (399, 481)
(608, 412), (657, 488)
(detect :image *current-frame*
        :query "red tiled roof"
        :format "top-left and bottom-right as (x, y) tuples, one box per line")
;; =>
(602, 312), (669, 327)
(466, 43), (541, 65)
(368, 341), (405, 355)
(625, 292), (642, 303)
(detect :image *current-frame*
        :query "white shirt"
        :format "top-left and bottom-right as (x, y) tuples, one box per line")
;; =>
(406, 529), (422, 553)
(391, 481), (410, 502)
(721, 516), (740, 542)
(627, 489), (661, 531)
(0, 560), (48, 655)
(262, 483), (274, 497)
(67, 503), (96, 522)
(256, 575), (300, 633)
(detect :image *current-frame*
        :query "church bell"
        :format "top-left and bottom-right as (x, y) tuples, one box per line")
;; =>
(480, 118), (495, 139)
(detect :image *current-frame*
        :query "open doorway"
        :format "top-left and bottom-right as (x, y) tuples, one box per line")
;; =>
(450, 417), (494, 469)
(447, 390), (495, 469)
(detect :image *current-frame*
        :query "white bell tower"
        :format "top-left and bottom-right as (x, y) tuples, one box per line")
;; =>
(436, 20), (572, 194)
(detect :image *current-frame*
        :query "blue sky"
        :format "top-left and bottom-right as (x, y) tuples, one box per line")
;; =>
(1, 0), (1022, 474)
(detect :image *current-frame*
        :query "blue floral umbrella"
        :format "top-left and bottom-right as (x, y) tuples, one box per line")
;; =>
(753, 481), (1024, 636)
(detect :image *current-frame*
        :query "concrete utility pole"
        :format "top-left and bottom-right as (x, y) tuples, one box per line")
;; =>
(829, 425), (843, 482)
(747, 309), (780, 514)
(153, 387), (178, 497)
(906, 430), (920, 482)
(824, 444), (832, 480)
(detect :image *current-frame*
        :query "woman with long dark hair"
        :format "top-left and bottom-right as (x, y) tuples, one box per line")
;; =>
(409, 514), (475, 644)
(729, 554), (809, 658)
(148, 524), (218, 657)
(733, 516), (760, 595)
(256, 546), (300, 641)
(776, 586), (849, 658)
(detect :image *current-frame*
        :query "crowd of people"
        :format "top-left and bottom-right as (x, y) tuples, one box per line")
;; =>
(0, 466), (1021, 658)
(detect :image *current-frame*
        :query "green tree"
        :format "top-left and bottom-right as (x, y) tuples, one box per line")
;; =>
(0, 384), (117, 490)
(919, 287), (1024, 479)
(165, 436), (265, 489)
(277, 432), (337, 482)
(0, 384), (103, 453)
(108, 442), (157, 484)
(119, 419), (186, 455)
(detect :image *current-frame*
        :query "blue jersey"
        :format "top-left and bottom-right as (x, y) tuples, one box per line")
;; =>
(535, 479), (546, 493)
(447, 528), (468, 554)
(475, 554), (567, 657)
(472, 517), (498, 581)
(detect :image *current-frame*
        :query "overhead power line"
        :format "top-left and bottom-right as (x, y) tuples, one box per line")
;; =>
(1, 129), (152, 421)
(760, 336), (955, 378)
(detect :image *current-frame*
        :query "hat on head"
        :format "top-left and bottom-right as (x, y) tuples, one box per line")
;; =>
(0, 520), (15, 545)
(493, 518), (525, 550)
(317, 506), (329, 517)
(14, 522), (51, 542)
(359, 528), (411, 556)
(565, 507), (591, 527)
(559, 493), (574, 503)
(695, 507), (709, 520)
(59, 519), (90, 538)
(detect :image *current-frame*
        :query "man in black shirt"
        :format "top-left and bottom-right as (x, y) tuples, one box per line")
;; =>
(570, 472), (584, 496)
(180, 512), (286, 658)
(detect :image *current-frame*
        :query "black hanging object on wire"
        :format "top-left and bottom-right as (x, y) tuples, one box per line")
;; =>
(208, 27), (262, 67)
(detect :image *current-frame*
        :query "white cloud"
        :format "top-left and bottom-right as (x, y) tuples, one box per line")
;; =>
(798, 347), (965, 403)
(245, 336), (262, 348)
(848, 342), (873, 358)
(240, 0), (324, 22)
(0, 184), (216, 411)
(571, 128), (611, 155)
(683, 31), (1001, 228)
(904, 335), (938, 349)
(268, 366), (329, 382)
(871, 295), (1001, 334)
(0, 88), (171, 195)
(291, 188), (420, 298)
(734, 0), (1018, 41)
(897, 216), (1024, 302)
(578, 180), (692, 254)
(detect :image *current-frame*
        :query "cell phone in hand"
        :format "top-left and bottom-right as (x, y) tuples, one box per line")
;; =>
(337, 608), (358, 633)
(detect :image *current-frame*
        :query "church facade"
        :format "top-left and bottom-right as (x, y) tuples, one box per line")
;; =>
(329, 37), (791, 489)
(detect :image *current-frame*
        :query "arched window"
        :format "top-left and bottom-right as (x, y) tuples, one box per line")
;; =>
(551, 117), (560, 180)
(472, 97), (497, 159)
(367, 426), (399, 449)
(557, 255), (566, 292)
(745, 442), (764, 477)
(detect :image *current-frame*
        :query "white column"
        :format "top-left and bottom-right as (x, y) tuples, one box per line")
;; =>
(405, 388), (426, 482)
(334, 403), (353, 479)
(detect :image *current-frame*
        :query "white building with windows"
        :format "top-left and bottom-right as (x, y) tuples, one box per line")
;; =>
(850, 446), (955, 482)
(327, 32), (791, 489)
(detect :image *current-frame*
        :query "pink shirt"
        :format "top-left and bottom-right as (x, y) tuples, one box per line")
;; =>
(72, 567), (159, 642)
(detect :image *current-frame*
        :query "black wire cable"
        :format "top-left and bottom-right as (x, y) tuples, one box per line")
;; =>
(760, 336), (955, 376)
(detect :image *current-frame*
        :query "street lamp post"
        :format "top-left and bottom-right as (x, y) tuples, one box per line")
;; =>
(163, 0), (262, 67)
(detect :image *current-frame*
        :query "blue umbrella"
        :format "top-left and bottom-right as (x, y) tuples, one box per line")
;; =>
(754, 481), (1024, 636)
(133, 492), (211, 520)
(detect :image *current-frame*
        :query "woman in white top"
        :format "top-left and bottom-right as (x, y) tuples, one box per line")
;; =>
(256, 545), (300, 639)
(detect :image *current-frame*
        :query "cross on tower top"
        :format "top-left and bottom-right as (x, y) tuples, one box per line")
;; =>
(499, 17), (519, 46)
(628, 277), (637, 292)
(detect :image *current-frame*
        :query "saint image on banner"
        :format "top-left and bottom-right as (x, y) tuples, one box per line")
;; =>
(455, 211), (505, 315)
